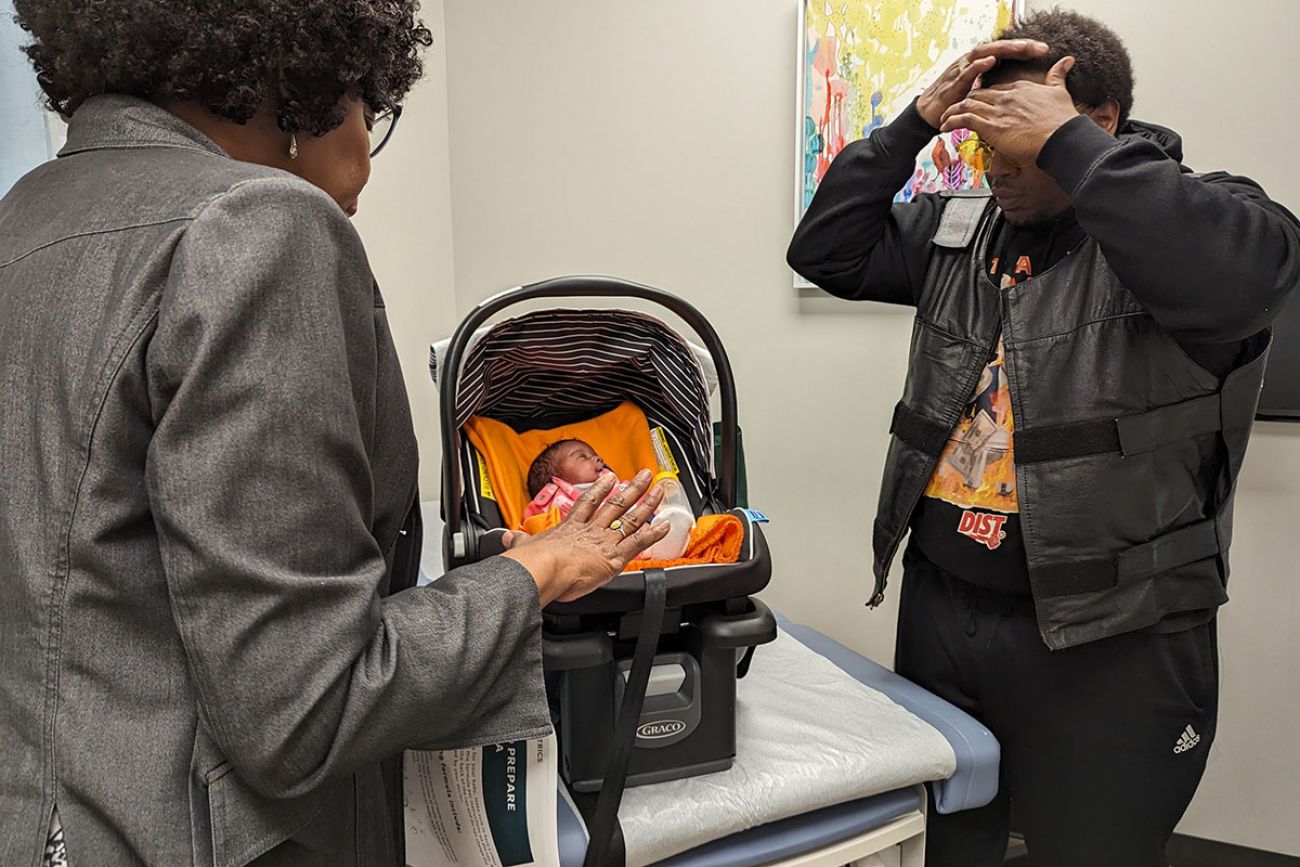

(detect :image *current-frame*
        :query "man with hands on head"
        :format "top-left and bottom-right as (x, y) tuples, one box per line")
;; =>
(789, 10), (1300, 867)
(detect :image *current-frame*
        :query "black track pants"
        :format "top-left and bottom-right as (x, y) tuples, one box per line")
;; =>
(894, 551), (1219, 867)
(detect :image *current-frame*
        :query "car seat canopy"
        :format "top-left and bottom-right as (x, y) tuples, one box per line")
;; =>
(431, 308), (714, 480)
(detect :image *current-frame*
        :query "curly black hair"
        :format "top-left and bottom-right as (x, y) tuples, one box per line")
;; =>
(986, 9), (1135, 127)
(13, 0), (433, 136)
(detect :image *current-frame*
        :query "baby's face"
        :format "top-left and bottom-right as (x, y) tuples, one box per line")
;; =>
(555, 441), (608, 484)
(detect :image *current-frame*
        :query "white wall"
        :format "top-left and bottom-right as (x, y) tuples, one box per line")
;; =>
(353, 0), (455, 495)
(369, 0), (1300, 854)
(0, 0), (57, 192)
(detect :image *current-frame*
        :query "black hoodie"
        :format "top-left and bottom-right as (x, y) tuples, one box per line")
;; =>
(788, 101), (1300, 597)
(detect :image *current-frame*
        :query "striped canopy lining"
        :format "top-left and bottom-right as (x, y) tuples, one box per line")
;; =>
(446, 309), (714, 494)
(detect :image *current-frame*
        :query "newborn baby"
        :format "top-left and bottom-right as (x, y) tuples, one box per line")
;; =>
(524, 439), (693, 559)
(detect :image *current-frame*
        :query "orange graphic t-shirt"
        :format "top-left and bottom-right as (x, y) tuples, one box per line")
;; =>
(908, 254), (1034, 592)
(923, 334), (1018, 515)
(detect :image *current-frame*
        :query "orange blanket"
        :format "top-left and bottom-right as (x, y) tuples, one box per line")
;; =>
(632, 513), (745, 570)
(520, 510), (745, 572)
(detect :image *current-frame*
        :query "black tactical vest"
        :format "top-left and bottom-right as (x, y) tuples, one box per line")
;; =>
(873, 191), (1270, 649)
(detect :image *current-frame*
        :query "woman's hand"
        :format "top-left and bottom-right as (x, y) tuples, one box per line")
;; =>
(502, 469), (670, 606)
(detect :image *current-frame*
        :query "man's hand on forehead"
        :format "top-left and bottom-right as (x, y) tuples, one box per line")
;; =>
(915, 39), (1050, 129)
(938, 55), (1082, 168)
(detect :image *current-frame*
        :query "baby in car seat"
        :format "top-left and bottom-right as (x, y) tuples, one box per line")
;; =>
(525, 439), (694, 560)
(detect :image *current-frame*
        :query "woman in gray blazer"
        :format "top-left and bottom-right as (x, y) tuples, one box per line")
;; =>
(0, 2), (669, 865)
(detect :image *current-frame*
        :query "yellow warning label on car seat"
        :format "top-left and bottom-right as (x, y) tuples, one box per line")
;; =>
(650, 427), (679, 475)
(476, 452), (496, 501)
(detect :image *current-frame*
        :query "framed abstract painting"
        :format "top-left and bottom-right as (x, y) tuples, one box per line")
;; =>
(795, 0), (1019, 288)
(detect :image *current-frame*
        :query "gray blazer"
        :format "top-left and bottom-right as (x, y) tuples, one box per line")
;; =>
(0, 95), (551, 866)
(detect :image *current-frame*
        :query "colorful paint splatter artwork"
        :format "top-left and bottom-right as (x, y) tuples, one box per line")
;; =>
(799, 0), (1016, 212)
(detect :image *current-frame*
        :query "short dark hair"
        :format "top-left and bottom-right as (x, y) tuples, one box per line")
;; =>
(527, 440), (581, 499)
(987, 9), (1135, 127)
(13, 0), (433, 136)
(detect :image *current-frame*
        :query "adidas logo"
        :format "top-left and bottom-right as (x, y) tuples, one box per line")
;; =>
(1173, 725), (1201, 754)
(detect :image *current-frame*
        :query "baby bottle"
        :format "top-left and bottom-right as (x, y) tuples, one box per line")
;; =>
(640, 471), (696, 560)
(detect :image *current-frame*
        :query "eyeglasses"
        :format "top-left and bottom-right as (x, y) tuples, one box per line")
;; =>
(366, 101), (402, 158)
(956, 104), (1094, 171)
(958, 132), (1024, 170)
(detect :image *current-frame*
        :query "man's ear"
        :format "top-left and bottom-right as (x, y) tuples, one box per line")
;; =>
(1087, 99), (1122, 136)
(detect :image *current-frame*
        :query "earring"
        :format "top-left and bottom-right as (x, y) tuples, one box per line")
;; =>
(289, 133), (298, 160)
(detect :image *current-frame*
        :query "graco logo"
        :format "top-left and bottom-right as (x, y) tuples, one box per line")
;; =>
(637, 720), (687, 740)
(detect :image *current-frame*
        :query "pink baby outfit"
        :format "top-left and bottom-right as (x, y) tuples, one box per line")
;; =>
(522, 471), (631, 523)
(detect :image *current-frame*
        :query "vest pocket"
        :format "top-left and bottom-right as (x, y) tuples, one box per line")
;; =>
(206, 765), (352, 867)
